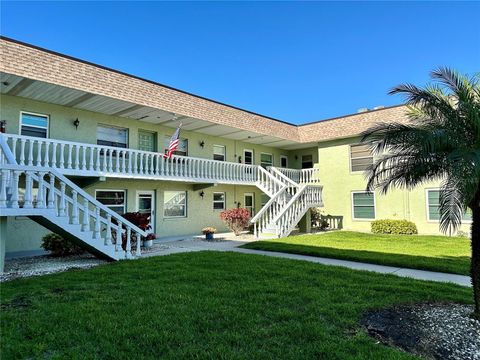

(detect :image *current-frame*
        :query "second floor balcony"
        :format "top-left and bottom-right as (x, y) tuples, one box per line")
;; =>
(1, 133), (320, 186)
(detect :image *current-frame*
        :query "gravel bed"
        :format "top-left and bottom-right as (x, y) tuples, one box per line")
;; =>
(362, 303), (480, 360)
(1, 254), (107, 282)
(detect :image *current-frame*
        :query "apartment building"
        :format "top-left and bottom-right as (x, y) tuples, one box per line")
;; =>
(0, 37), (470, 269)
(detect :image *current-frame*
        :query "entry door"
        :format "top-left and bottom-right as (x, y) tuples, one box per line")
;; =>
(244, 149), (254, 165)
(138, 131), (156, 152)
(136, 191), (155, 233)
(244, 193), (255, 216)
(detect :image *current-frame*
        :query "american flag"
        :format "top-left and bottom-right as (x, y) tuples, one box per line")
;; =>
(164, 124), (182, 159)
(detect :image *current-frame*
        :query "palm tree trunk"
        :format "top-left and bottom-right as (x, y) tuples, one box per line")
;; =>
(471, 188), (480, 319)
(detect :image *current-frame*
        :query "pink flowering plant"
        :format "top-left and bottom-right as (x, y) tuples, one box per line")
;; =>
(220, 208), (251, 236)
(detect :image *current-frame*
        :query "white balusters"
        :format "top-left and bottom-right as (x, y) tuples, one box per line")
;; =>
(71, 189), (78, 223)
(9, 170), (21, 208)
(94, 207), (101, 240)
(36, 171), (46, 208)
(47, 173), (55, 209)
(105, 214), (112, 246)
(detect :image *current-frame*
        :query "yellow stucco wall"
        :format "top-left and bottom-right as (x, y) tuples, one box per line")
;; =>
(317, 138), (471, 235)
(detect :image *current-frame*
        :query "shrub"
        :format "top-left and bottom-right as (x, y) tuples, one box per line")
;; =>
(41, 233), (84, 257)
(371, 219), (418, 235)
(220, 208), (251, 236)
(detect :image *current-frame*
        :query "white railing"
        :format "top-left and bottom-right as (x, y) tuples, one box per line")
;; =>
(275, 185), (323, 237)
(2, 134), (259, 184)
(251, 166), (301, 236)
(276, 167), (321, 184)
(0, 164), (148, 259)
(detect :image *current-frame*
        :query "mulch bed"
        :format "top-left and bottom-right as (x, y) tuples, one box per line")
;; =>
(361, 303), (480, 360)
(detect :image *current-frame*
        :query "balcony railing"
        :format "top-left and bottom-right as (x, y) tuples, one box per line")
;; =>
(0, 134), (315, 187)
(275, 167), (320, 184)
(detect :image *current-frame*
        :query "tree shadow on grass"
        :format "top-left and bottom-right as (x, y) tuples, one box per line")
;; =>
(243, 242), (471, 276)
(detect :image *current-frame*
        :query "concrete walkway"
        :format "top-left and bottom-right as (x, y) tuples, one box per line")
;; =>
(145, 236), (471, 287)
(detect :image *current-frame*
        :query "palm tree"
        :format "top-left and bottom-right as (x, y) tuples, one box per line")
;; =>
(361, 67), (480, 318)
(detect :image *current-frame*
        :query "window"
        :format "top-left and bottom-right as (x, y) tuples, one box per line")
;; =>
(213, 192), (226, 210)
(350, 144), (373, 172)
(280, 155), (288, 168)
(95, 190), (126, 215)
(20, 112), (49, 138)
(260, 153), (273, 168)
(138, 130), (156, 152)
(301, 154), (313, 169)
(352, 191), (375, 220)
(427, 190), (472, 222)
(164, 136), (188, 156)
(213, 145), (226, 161)
(164, 191), (187, 217)
(97, 125), (128, 148)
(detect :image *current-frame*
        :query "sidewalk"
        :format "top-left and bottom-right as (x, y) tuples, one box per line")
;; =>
(146, 236), (471, 287)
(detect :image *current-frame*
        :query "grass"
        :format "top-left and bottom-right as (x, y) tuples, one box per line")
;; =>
(0, 252), (473, 359)
(242, 231), (471, 275)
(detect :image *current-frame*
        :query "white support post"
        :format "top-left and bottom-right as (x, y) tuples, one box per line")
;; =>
(82, 198), (90, 231)
(59, 182), (67, 217)
(0, 170), (8, 208)
(94, 207), (101, 240)
(36, 172), (46, 208)
(105, 214), (112, 246)
(24, 171), (33, 208)
(9, 170), (21, 209)
(47, 173), (55, 209)
(71, 189), (78, 223)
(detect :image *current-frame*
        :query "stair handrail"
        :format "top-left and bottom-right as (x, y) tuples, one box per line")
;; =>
(0, 135), (17, 165)
(273, 184), (323, 223)
(0, 163), (148, 238)
(268, 166), (300, 188)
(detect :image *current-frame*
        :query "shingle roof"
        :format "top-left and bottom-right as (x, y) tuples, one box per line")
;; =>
(0, 36), (410, 144)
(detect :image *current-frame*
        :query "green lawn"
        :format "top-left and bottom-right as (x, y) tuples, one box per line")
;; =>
(1, 252), (472, 359)
(242, 231), (471, 275)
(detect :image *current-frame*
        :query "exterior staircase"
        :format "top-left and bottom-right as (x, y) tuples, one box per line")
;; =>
(0, 137), (147, 260)
(0, 133), (323, 260)
(251, 167), (323, 238)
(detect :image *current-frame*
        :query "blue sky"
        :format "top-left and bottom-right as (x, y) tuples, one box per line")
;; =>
(1, 1), (479, 124)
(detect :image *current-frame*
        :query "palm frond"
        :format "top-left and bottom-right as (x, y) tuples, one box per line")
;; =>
(439, 177), (465, 235)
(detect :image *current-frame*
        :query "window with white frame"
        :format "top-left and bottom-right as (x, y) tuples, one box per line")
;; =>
(427, 189), (472, 221)
(164, 191), (187, 217)
(213, 145), (226, 161)
(20, 112), (49, 138)
(350, 144), (373, 172)
(95, 190), (126, 215)
(164, 136), (188, 156)
(97, 125), (128, 148)
(260, 153), (273, 168)
(213, 192), (226, 210)
(352, 191), (375, 220)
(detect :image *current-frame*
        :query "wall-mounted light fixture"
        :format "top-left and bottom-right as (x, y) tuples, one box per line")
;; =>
(73, 118), (80, 130)
(294, 155), (298, 160)
(199, 191), (205, 198)
(199, 140), (205, 148)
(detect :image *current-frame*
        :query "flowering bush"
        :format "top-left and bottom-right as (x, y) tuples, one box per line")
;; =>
(220, 208), (251, 236)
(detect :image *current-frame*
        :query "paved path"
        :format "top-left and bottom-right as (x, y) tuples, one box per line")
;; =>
(146, 237), (471, 287)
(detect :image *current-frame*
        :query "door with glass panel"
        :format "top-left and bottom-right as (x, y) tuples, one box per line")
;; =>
(244, 193), (255, 216)
(136, 191), (155, 233)
(138, 131), (156, 152)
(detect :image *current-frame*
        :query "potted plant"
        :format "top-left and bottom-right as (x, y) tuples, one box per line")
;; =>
(202, 227), (217, 241)
(143, 233), (156, 248)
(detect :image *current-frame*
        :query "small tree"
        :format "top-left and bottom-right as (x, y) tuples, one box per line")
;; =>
(220, 208), (251, 236)
(362, 67), (480, 318)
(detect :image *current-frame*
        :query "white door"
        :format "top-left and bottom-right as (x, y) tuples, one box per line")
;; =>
(136, 191), (155, 233)
(244, 193), (255, 216)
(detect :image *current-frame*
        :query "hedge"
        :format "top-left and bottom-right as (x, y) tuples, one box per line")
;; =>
(371, 219), (418, 235)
